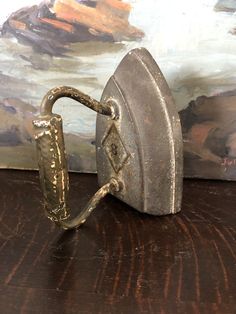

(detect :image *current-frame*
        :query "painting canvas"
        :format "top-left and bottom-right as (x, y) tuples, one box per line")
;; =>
(1, 0), (236, 180)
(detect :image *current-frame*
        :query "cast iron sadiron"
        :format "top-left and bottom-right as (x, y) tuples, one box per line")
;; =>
(33, 48), (183, 230)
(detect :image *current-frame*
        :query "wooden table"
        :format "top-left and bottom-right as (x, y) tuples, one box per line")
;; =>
(0, 170), (235, 314)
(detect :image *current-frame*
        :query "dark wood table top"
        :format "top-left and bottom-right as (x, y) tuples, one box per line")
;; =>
(0, 170), (235, 314)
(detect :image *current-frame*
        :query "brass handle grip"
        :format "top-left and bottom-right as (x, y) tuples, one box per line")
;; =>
(33, 86), (120, 229)
(34, 113), (70, 222)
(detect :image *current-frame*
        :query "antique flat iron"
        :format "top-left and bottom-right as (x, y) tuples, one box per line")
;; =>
(33, 48), (183, 230)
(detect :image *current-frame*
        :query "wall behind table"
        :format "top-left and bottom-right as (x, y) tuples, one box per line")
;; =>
(1, 0), (236, 180)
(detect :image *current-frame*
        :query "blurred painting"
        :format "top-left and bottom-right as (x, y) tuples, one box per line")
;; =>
(1, 0), (236, 179)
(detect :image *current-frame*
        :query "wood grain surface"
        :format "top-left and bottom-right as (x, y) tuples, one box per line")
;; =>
(0, 170), (235, 314)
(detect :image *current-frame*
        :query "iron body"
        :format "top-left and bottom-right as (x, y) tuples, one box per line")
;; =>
(97, 48), (183, 215)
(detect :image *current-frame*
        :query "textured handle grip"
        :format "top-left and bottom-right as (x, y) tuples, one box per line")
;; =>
(33, 114), (70, 222)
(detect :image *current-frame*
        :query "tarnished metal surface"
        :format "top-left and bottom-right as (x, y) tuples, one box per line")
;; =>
(33, 114), (70, 222)
(33, 47), (183, 230)
(97, 48), (183, 215)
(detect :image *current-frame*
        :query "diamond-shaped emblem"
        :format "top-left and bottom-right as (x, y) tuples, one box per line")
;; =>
(102, 124), (129, 173)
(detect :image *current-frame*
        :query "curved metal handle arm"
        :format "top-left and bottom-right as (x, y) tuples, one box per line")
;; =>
(59, 178), (120, 230)
(33, 86), (120, 230)
(40, 86), (115, 117)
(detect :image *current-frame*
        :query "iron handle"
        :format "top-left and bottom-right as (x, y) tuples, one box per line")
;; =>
(33, 86), (120, 229)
